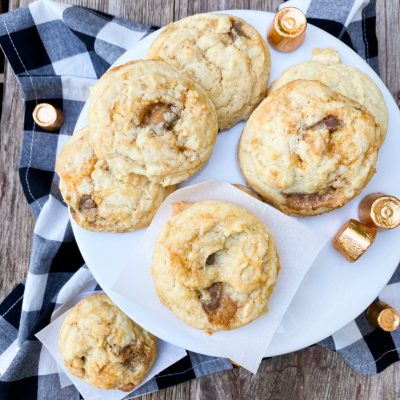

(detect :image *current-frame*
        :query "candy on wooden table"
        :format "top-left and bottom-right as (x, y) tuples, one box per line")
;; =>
(267, 7), (307, 52)
(333, 219), (377, 262)
(359, 193), (400, 230)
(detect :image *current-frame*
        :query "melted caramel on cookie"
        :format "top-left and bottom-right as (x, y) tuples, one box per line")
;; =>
(199, 283), (238, 329)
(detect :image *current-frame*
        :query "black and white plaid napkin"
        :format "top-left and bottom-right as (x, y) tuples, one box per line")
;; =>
(0, 0), (398, 398)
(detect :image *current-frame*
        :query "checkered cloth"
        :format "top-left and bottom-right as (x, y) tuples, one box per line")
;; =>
(0, 0), (398, 398)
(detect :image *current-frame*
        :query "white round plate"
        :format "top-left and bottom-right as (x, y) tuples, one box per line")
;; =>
(73, 10), (400, 357)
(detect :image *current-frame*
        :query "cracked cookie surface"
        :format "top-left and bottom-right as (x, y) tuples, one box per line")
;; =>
(270, 48), (387, 146)
(59, 294), (157, 391)
(152, 200), (280, 333)
(148, 14), (270, 130)
(238, 80), (380, 216)
(56, 127), (174, 232)
(89, 60), (218, 186)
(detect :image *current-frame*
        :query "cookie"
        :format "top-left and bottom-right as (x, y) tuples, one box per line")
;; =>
(270, 48), (388, 146)
(148, 14), (270, 130)
(238, 80), (379, 216)
(56, 127), (174, 232)
(59, 294), (157, 392)
(152, 200), (280, 333)
(89, 60), (218, 186)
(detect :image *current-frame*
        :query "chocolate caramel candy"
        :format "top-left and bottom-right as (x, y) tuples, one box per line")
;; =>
(359, 193), (400, 230)
(366, 301), (400, 331)
(333, 219), (376, 262)
(33, 103), (64, 131)
(267, 7), (307, 52)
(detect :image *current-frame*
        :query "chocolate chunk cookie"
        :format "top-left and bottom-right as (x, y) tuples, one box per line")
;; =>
(148, 14), (270, 130)
(238, 80), (380, 216)
(270, 48), (387, 146)
(152, 200), (280, 333)
(59, 294), (157, 391)
(56, 127), (174, 232)
(89, 60), (218, 186)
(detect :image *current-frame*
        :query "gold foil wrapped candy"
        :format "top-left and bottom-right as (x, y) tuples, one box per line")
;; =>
(366, 301), (400, 331)
(359, 193), (400, 230)
(333, 219), (377, 262)
(267, 7), (307, 52)
(33, 103), (64, 131)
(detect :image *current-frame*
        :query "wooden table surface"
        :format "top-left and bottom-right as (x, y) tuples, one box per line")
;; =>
(1, 0), (399, 399)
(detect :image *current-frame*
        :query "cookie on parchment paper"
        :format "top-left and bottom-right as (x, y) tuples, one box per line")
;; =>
(59, 294), (157, 392)
(152, 200), (280, 334)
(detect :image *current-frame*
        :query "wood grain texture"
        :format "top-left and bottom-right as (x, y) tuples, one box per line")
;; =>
(0, 1), (399, 399)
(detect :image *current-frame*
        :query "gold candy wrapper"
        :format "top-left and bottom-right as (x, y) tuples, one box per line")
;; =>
(333, 219), (376, 262)
(267, 7), (307, 52)
(359, 193), (400, 230)
(33, 103), (64, 131)
(366, 301), (400, 331)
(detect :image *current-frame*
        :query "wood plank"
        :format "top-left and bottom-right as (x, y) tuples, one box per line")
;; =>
(1, 1), (399, 399)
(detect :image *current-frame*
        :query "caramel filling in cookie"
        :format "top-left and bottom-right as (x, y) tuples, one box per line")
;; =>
(282, 115), (344, 211)
(198, 282), (238, 327)
(140, 102), (180, 130)
(205, 253), (216, 265)
(282, 114), (345, 211)
(307, 114), (342, 133)
(78, 195), (97, 211)
(77, 195), (98, 222)
(285, 187), (338, 211)
(228, 21), (249, 40)
(115, 343), (154, 369)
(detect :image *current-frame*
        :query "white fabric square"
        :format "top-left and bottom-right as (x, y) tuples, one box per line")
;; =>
(332, 319), (364, 350)
(96, 21), (145, 50)
(55, 268), (97, 305)
(52, 53), (97, 79)
(22, 273), (48, 312)
(34, 195), (70, 242)
(344, 0), (369, 26)
(0, 341), (20, 376)
(30, 0), (71, 26)
(61, 76), (95, 102)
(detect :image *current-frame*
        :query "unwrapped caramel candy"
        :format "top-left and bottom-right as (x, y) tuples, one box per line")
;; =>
(366, 301), (400, 331)
(267, 7), (307, 52)
(333, 219), (376, 262)
(359, 193), (400, 230)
